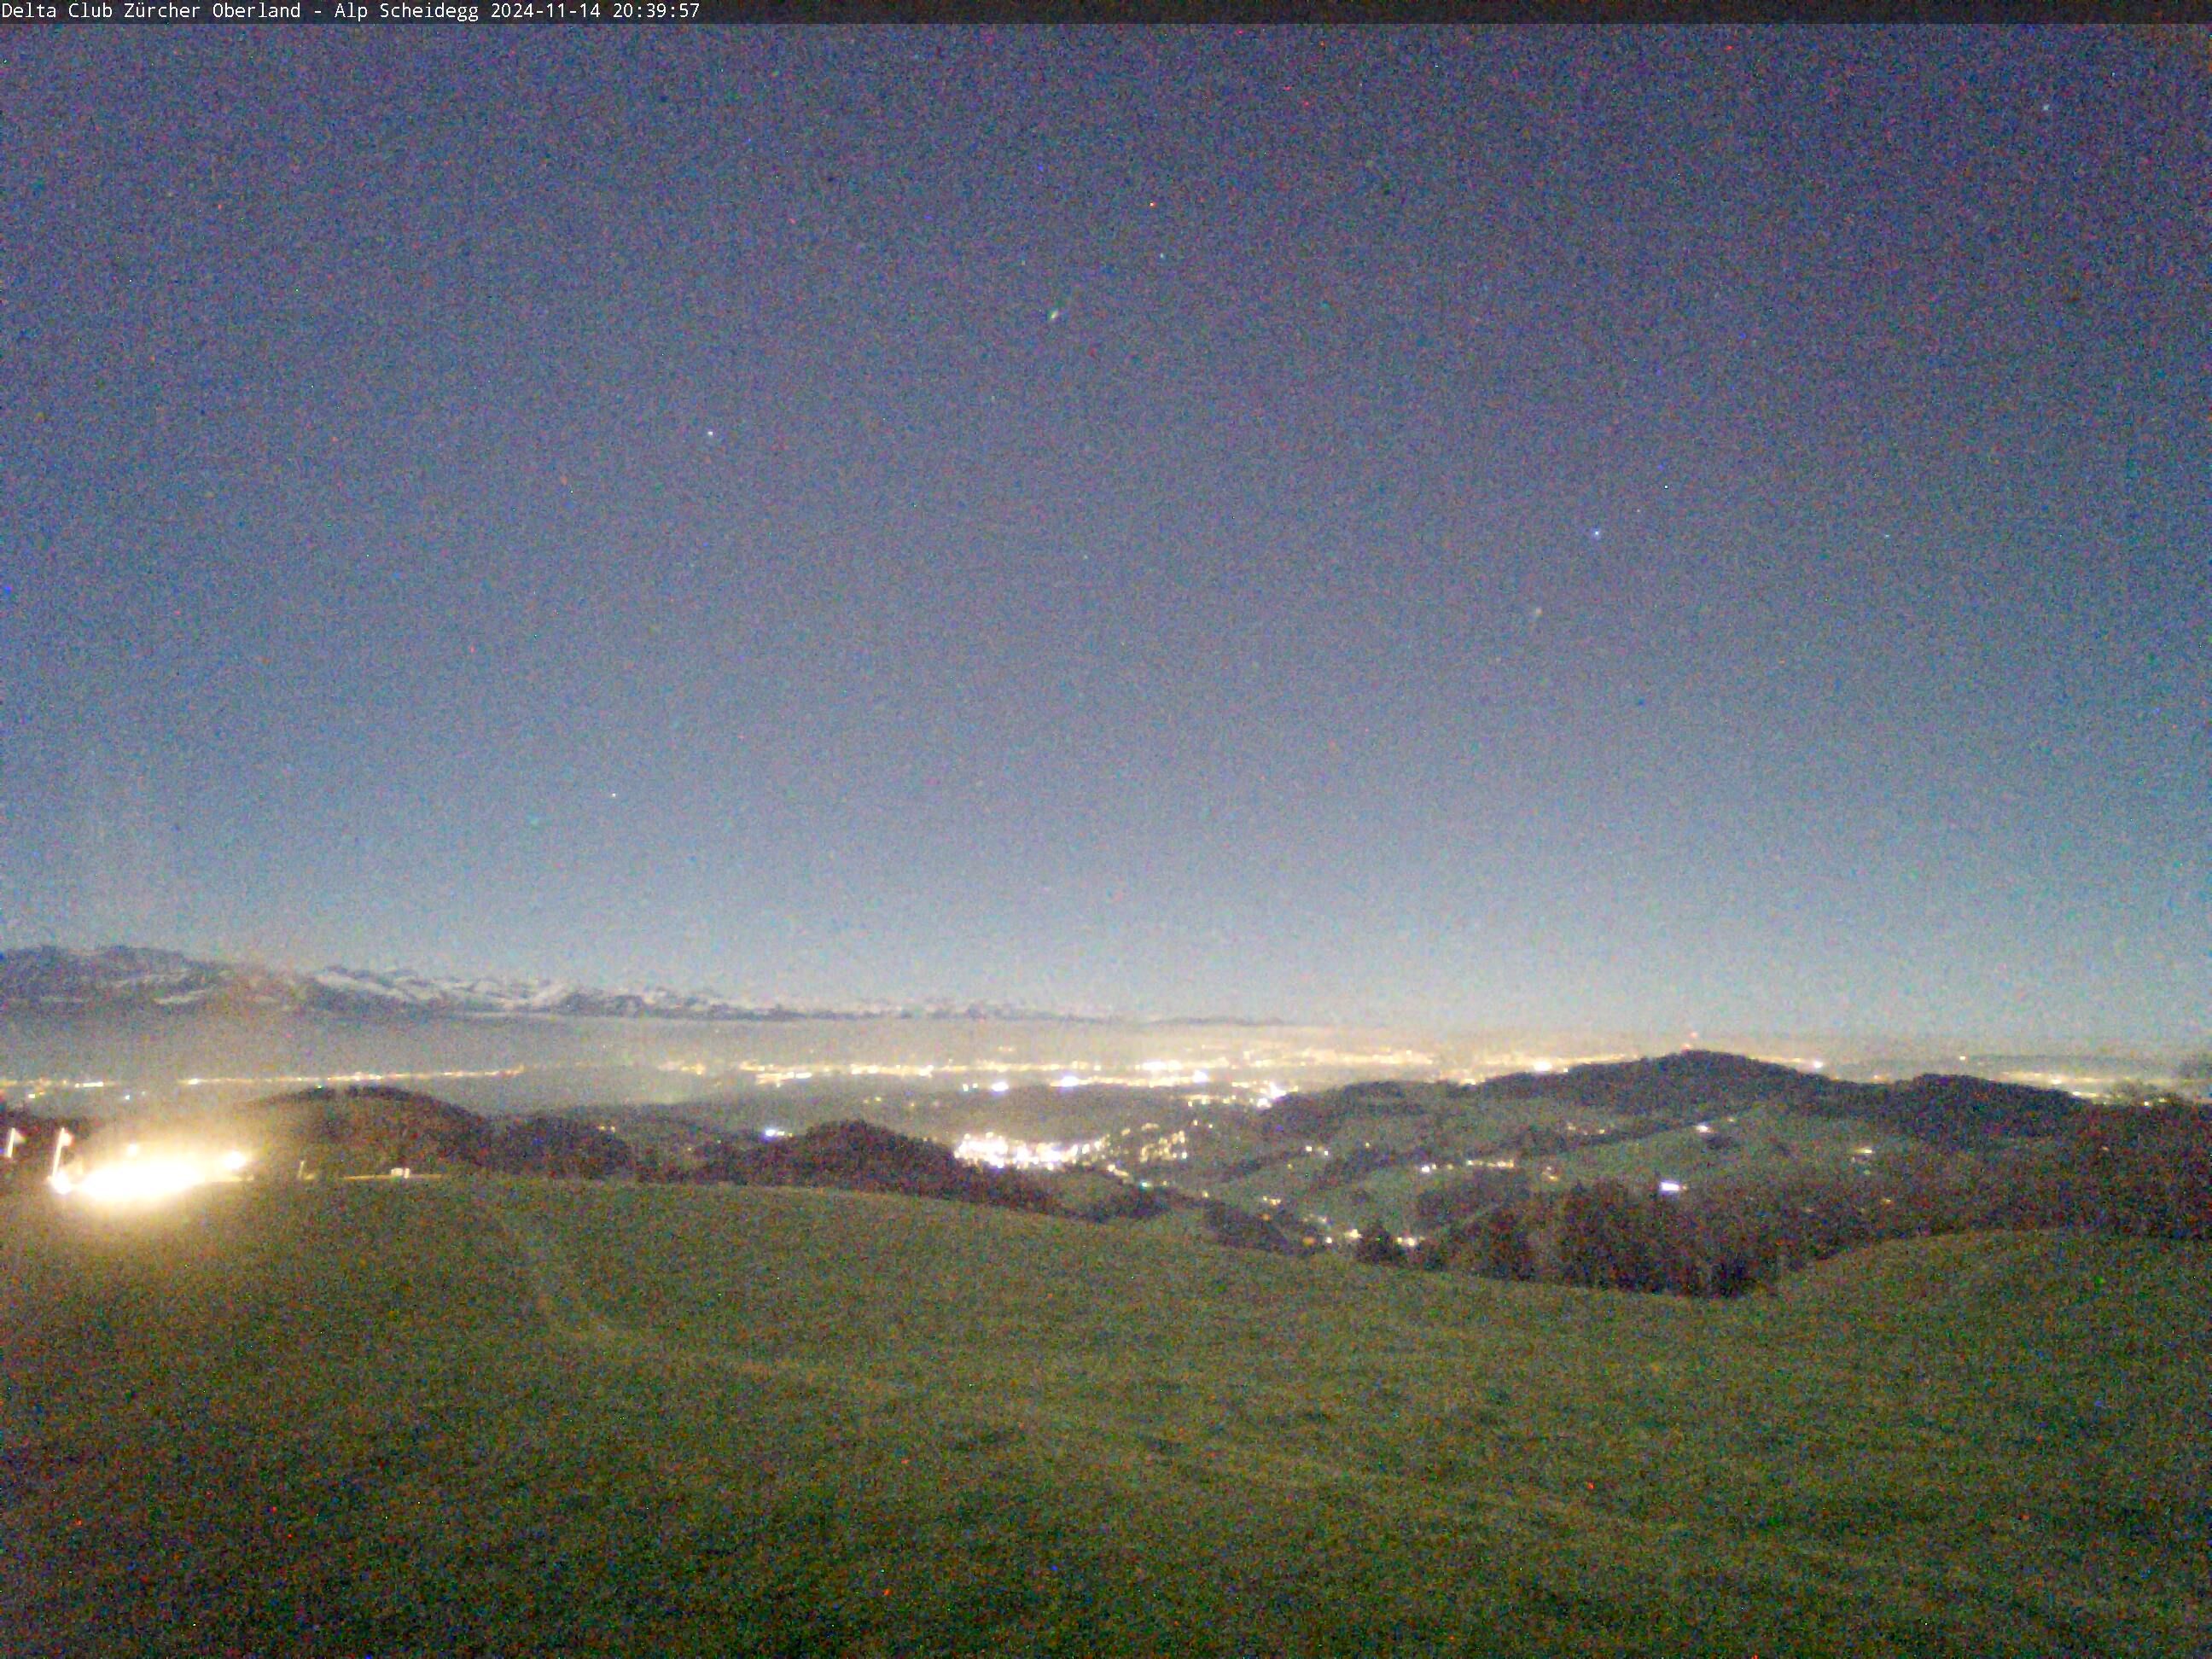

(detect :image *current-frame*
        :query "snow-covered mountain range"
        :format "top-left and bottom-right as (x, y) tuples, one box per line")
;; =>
(0, 946), (1085, 1025)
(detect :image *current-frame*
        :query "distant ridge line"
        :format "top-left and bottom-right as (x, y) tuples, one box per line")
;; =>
(0, 944), (1285, 1028)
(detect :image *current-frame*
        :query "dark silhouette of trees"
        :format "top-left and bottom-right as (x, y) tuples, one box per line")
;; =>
(2072, 1094), (2212, 1240)
(1423, 1130), (2174, 1302)
(1469, 1206), (1536, 1282)
(484, 1115), (635, 1180)
(696, 1120), (1055, 1214)
(1350, 1218), (1407, 1266)
(1310, 1144), (1405, 1192)
(1412, 1166), (1528, 1231)
(1257, 1081), (1424, 1141)
(230, 1085), (492, 1170)
(1201, 1198), (1307, 1254)
(1553, 1182), (1698, 1295)
(1079, 1181), (1167, 1222)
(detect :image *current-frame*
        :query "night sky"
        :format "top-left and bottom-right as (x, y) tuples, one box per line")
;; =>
(5, 27), (2207, 1041)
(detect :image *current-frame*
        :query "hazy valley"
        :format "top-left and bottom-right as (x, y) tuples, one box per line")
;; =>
(7, 949), (2209, 1655)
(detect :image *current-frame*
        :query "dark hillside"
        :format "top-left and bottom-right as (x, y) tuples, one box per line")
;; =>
(1258, 1079), (1427, 1140)
(1468, 1050), (1849, 1121)
(1461, 1052), (2086, 1150)
(1842, 1074), (2083, 1148)
(1196, 1196), (1309, 1254)
(696, 1120), (1052, 1214)
(484, 1115), (635, 1179)
(218, 1085), (491, 1168)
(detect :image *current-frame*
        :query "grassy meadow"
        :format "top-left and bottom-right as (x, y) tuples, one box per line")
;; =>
(3, 1179), (2206, 1656)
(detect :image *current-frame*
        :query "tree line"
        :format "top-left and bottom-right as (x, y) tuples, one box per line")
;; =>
(1382, 1092), (2211, 1296)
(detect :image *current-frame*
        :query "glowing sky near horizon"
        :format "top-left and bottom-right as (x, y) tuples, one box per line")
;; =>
(3, 27), (2207, 1042)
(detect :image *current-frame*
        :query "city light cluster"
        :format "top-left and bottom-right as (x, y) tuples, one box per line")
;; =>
(952, 1132), (1104, 1171)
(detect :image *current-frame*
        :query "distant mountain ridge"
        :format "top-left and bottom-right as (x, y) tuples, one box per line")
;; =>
(0, 945), (1098, 1026)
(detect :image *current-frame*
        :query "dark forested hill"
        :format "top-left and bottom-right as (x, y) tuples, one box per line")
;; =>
(223, 1085), (492, 1167)
(1467, 1050), (1845, 1116)
(1460, 1050), (2082, 1148)
(695, 1120), (1054, 1214)
(1840, 1073), (2084, 1148)
(1110, 1050), (2111, 1251)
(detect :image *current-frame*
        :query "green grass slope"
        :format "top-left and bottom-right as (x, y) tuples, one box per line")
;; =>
(3, 1183), (2205, 1658)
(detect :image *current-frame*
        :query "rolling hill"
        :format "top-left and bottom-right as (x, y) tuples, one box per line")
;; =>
(1102, 1050), (2096, 1241)
(3, 1178), (2204, 1656)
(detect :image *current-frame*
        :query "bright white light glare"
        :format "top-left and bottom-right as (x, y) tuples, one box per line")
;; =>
(56, 1158), (212, 1202)
(988, 1080), (1010, 1094)
(50, 1145), (257, 1203)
